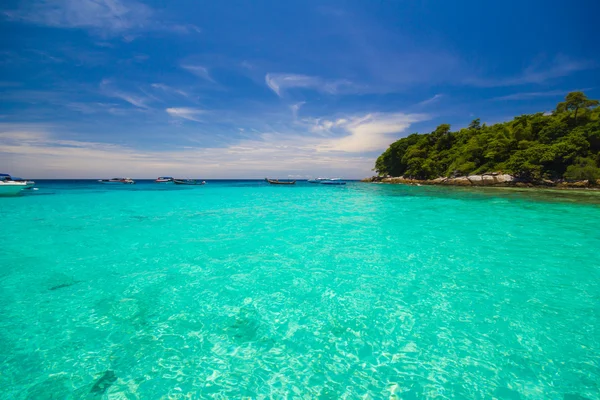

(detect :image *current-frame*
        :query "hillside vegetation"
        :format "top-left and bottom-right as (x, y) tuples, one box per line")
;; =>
(375, 92), (600, 182)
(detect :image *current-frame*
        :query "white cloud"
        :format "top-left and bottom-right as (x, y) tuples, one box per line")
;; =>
(313, 113), (427, 152)
(100, 79), (157, 110)
(241, 60), (253, 70)
(467, 56), (594, 87)
(181, 65), (215, 83)
(417, 94), (444, 106)
(66, 102), (121, 114)
(265, 73), (353, 97)
(151, 83), (189, 98)
(100, 80), (149, 108)
(290, 102), (305, 119)
(168, 24), (201, 34)
(5, 0), (151, 35)
(4, 0), (201, 37)
(166, 107), (205, 122)
(0, 111), (426, 178)
(491, 89), (586, 101)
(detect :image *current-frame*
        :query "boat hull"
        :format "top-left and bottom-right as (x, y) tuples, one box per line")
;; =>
(173, 180), (205, 185)
(0, 183), (27, 195)
(265, 178), (296, 185)
(98, 180), (135, 184)
(320, 181), (346, 185)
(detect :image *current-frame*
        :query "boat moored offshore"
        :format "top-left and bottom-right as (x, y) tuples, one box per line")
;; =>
(155, 177), (174, 183)
(98, 178), (135, 184)
(265, 178), (296, 185)
(173, 179), (206, 185)
(319, 178), (346, 185)
(0, 173), (33, 196)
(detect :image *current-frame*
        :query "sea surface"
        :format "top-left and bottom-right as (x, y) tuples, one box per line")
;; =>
(1, 180), (599, 399)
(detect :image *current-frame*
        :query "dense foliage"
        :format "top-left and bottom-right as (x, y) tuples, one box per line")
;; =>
(375, 92), (600, 182)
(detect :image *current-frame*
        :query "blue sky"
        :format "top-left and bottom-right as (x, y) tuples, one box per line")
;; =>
(1, 0), (598, 178)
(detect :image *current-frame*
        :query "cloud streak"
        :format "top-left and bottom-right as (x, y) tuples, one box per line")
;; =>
(307, 113), (427, 152)
(151, 83), (190, 98)
(416, 94), (444, 107)
(0, 111), (426, 178)
(265, 73), (354, 97)
(491, 89), (588, 101)
(467, 56), (594, 87)
(100, 80), (150, 109)
(4, 0), (201, 37)
(181, 65), (215, 83)
(166, 107), (205, 122)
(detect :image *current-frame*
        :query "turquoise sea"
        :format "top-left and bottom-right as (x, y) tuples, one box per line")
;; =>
(1, 180), (599, 399)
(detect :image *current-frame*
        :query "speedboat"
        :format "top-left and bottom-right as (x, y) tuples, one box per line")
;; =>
(155, 177), (174, 183)
(320, 178), (346, 185)
(10, 176), (35, 189)
(173, 179), (206, 185)
(308, 178), (327, 183)
(0, 173), (33, 195)
(98, 178), (135, 184)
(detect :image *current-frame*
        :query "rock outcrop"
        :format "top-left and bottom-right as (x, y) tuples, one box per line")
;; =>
(365, 173), (597, 189)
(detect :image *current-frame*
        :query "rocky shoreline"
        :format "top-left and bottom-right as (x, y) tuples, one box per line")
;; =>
(362, 173), (600, 189)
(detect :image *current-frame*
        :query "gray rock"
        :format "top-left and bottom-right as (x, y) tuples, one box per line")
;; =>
(494, 174), (515, 183)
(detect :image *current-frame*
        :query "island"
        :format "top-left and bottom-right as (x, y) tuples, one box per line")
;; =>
(367, 92), (600, 189)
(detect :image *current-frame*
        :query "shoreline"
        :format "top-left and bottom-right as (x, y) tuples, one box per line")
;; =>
(362, 174), (600, 191)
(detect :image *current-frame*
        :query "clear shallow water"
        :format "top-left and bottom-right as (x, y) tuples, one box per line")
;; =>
(1, 180), (599, 399)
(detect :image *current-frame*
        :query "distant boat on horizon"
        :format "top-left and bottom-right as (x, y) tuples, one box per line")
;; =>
(155, 176), (174, 183)
(320, 178), (346, 185)
(98, 178), (135, 184)
(265, 178), (296, 185)
(308, 178), (327, 183)
(173, 179), (206, 185)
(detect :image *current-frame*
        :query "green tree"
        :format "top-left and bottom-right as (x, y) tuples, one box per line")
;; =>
(373, 92), (600, 182)
(556, 92), (600, 124)
(564, 157), (600, 183)
(468, 118), (481, 130)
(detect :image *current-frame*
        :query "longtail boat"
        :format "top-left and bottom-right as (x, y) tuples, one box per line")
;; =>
(265, 178), (296, 185)
(173, 179), (206, 185)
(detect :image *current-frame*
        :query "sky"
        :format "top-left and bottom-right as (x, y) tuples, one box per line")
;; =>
(1, 0), (598, 179)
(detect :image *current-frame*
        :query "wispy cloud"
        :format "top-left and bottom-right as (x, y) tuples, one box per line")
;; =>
(290, 102), (305, 119)
(4, 0), (151, 36)
(0, 110), (427, 178)
(169, 24), (202, 34)
(491, 89), (587, 101)
(265, 73), (354, 97)
(100, 79), (150, 109)
(3, 0), (201, 38)
(166, 107), (205, 122)
(66, 102), (122, 115)
(308, 113), (427, 152)
(241, 60), (254, 70)
(416, 94), (444, 107)
(467, 56), (594, 87)
(181, 65), (215, 83)
(151, 83), (189, 98)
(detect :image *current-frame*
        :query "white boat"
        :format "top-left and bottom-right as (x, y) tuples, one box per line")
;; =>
(98, 178), (135, 184)
(10, 176), (35, 189)
(307, 178), (327, 183)
(0, 174), (31, 195)
(320, 178), (346, 185)
(155, 176), (174, 183)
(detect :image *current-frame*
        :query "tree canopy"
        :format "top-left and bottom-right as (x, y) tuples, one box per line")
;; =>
(374, 92), (600, 182)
